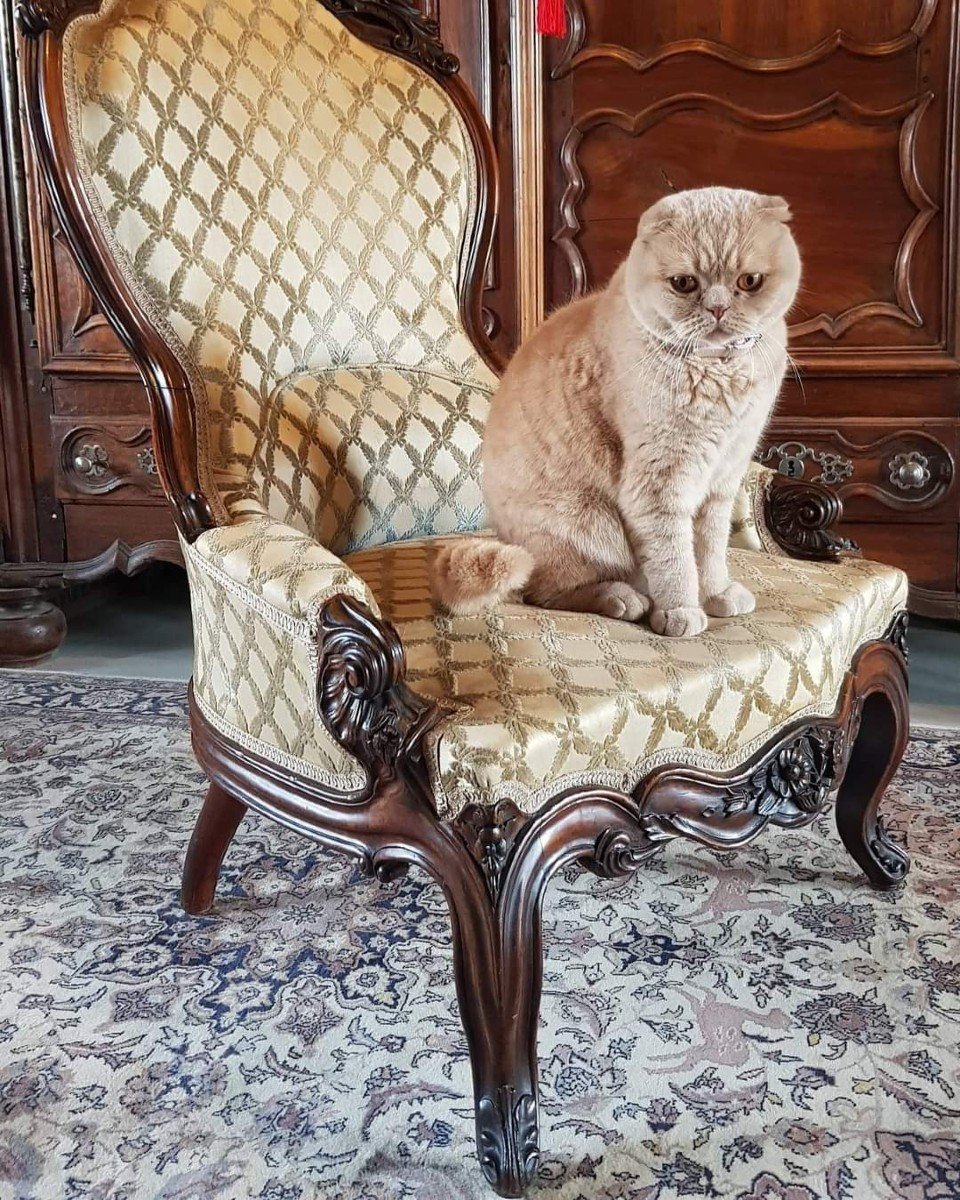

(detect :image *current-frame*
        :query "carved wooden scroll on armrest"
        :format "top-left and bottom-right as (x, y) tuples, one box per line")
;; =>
(764, 476), (860, 561)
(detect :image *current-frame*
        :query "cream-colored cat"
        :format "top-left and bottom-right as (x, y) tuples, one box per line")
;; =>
(434, 186), (801, 637)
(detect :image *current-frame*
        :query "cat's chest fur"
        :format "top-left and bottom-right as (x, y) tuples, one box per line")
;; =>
(610, 336), (780, 464)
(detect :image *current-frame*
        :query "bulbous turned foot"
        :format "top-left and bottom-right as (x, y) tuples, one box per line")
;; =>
(0, 588), (67, 666)
(476, 1087), (540, 1197)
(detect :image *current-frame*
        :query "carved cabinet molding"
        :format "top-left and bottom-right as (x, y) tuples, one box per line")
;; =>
(522, 0), (960, 618)
(553, 0), (941, 78)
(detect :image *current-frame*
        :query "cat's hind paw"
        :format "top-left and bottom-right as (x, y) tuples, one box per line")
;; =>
(704, 581), (756, 618)
(649, 606), (708, 638)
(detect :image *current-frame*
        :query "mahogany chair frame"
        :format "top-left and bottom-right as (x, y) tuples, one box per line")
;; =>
(18, 1), (910, 1194)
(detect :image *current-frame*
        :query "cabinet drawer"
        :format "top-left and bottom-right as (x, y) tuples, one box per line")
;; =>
(52, 417), (164, 503)
(63, 504), (181, 565)
(756, 422), (957, 522)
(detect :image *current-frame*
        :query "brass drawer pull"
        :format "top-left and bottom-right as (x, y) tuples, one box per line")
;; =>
(888, 451), (930, 491)
(72, 443), (110, 477)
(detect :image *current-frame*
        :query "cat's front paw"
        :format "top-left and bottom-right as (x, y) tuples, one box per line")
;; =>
(704, 581), (756, 618)
(650, 606), (708, 638)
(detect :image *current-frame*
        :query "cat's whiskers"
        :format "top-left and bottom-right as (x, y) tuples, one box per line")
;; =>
(752, 339), (776, 392)
(608, 317), (701, 393)
(764, 330), (806, 404)
(660, 322), (699, 390)
(666, 326), (701, 401)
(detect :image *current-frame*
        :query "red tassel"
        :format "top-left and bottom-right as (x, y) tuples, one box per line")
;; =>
(536, 0), (567, 38)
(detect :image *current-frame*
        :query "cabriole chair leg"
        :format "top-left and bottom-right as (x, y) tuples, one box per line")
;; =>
(441, 844), (543, 1197)
(181, 782), (247, 914)
(835, 685), (910, 890)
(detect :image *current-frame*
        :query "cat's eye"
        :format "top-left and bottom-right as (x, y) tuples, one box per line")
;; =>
(737, 272), (764, 293)
(669, 275), (699, 295)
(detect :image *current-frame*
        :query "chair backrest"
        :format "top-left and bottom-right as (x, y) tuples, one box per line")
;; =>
(25, 0), (497, 537)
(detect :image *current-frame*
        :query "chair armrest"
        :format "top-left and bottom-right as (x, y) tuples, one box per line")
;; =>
(182, 515), (381, 794)
(184, 516), (441, 801)
(190, 515), (379, 629)
(732, 464), (859, 561)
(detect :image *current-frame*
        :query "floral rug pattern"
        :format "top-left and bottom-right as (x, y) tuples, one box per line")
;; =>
(1, 671), (959, 1199)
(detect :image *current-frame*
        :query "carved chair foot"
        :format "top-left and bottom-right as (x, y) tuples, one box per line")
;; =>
(835, 682), (911, 891)
(860, 817), (910, 889)
(181, 783), (247, 914)
(0, 588), (67, 666)
(476, 1086), (540, 1197)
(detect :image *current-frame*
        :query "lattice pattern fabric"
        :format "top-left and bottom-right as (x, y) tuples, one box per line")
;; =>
(63, 0), (493, 517)
(249, 367), (492, 554)
(183, 521), (372, 789)
(731, 463), (781, 554)
(346, 539), (908, 816)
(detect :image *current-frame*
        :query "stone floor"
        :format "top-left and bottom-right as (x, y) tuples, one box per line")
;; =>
(30, 563), (960, 726)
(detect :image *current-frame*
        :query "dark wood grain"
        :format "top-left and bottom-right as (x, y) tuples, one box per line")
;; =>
(181, 783), (248, 915)
(757, 420), (957, 520)
(540, 0), (960, 614)
(764, 475), (860, 560)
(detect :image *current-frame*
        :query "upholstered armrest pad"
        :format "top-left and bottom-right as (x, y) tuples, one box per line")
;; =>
(182, 516), (376, 791)
(190, 516), (379, 627)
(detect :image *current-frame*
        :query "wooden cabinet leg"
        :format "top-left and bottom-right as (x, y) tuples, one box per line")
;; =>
(0, 587), (67, 666)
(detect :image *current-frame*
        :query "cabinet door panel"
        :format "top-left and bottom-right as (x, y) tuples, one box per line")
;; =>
(555, 98), (942, 356)
(544, 0), (958, 375)
(565, 0), (937, 65)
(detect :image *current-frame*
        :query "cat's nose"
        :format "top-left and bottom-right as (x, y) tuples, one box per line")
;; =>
(707, 304), (728, 323)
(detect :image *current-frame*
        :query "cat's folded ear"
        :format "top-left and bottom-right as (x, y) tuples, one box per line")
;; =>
(637, 195), (680, 239)
(756, 194), (792, 223)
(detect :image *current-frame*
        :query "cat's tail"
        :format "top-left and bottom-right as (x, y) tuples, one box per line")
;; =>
(432, 538), (534, 614)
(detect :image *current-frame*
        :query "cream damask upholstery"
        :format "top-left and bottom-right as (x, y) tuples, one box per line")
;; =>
(184, 514), (372, 790)
(61, 0), (909, 818)
(347, 541), (906, 815)
(63, 0), (496, 511)
(247, 367), (491, 553)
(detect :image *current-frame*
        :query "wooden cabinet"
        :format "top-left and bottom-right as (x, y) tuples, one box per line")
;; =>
(528, 0), (960, 617)
(0, 0), (180, 662)
(1, 0), (958, 667)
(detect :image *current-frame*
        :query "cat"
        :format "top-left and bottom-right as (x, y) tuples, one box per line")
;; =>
(434, 186), (801, 637)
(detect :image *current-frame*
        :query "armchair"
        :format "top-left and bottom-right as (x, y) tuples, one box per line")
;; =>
(18, 0), (910, 1194)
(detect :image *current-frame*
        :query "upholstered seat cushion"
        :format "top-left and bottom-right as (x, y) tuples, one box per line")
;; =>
(345, 538), (908, 817)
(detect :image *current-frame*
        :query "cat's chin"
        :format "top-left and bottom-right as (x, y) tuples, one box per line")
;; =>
(695, 329), (760, 356)
(700, 329), (735, 348)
